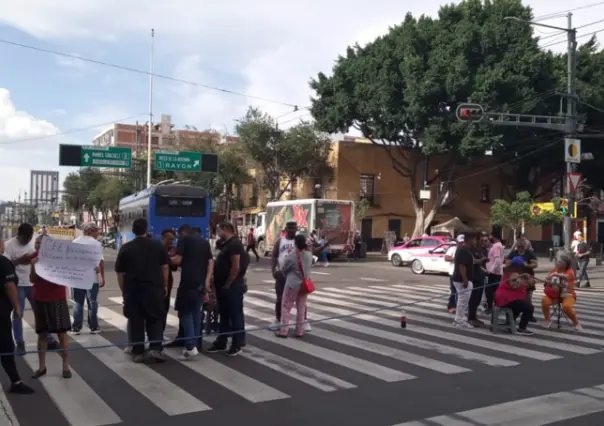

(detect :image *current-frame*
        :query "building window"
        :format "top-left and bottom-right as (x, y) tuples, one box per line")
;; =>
(312, 178), (323, 199)
(360, 174), (375, 204)
(480, 184), (490, 203)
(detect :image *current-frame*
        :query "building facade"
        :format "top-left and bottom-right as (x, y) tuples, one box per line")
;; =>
(29, 170), (59, 206)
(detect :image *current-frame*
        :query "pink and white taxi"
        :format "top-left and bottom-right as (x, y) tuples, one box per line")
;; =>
(408, 242), (456, 275)
(388, 236), (453, 267)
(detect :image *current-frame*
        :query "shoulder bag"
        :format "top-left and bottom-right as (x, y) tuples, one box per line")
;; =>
(296, 251), (315, 294)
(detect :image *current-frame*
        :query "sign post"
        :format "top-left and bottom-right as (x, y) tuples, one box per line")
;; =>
(81, 146), (132, 168)
(154, 151), (202, 172)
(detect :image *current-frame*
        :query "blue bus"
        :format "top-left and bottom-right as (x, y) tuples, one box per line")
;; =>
(116, 183), (210, 248)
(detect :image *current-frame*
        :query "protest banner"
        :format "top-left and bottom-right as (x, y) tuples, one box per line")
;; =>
(37, 236), (102, 290)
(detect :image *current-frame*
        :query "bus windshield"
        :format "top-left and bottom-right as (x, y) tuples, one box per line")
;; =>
(155, 196), (206, 217)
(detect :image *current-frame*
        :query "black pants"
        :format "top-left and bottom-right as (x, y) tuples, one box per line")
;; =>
(578, 260), (590, 284)
(0, 310), (20, 383)
(275, 275), (286, 320)
(468, 278), (485, 321)
(485, 274), (501, 311)
(125, 293), (164, 355)
(503, 299), (534, 330)
(214, 282), (245, 348)
(247, 245), (259, 260)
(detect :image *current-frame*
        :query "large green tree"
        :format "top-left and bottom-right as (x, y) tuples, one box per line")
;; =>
(310, 0), (560, 236)
(236, 107), (332, 201)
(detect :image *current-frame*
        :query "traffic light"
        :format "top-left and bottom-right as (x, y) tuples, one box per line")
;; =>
(456, 103), (484, 122)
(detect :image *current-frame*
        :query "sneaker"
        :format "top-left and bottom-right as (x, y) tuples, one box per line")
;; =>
(324, 262), (329, 267)
(206, 344), (227, 354)
(71, 328), (81, 336)
(268, 321), (280, 331)
(447, 308), (456, 313)
(179, 347), (199, 361)
(543, 320), (552, 329)
(9, 381), (35, 394)
(575, 324), (585, 332)
(517, 328), (534, 336)
(15, 342), (26, 356)
(147, 350), (168, 363)
(453, 320), (474, 328)
(46, 341), (60, 351)
(90, 328), (101, 335)
(227, 347), (242, 357)
(584, 282), (591, 288)
(303, 322), (312, 332)
(124, 346), (133, 354)
(469, 319), (483, 327)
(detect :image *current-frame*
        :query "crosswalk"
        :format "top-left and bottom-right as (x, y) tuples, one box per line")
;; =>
(2, 281), (604, 426)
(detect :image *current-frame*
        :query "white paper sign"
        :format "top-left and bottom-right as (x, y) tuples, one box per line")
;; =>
(37, 236), (102, 290)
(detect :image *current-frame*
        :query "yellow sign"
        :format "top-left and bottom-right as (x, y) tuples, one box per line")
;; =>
(530, 199), (577, 218)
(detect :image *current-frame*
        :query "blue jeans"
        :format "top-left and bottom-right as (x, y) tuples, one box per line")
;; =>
(179, 291), (205, 351)
(72, 283), (100, 330)
(12, 287), (56, 344)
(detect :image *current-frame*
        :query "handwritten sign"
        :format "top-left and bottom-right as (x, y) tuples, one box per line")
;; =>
(37, 236), (102, 290)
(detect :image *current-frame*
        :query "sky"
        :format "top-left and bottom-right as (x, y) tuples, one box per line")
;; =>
(0, 0), (603, 202)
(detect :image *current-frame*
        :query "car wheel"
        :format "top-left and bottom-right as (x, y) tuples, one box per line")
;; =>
(258, 240), (266, 256)
(391, 254), (402, 267)
(411, 259), (425, 274)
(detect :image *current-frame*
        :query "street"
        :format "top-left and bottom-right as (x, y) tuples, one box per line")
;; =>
(3, 253), (604, 426)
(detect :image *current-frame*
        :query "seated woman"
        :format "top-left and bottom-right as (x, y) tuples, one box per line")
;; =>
(542, 255), (583, 331)
(494, 257), (535, 335)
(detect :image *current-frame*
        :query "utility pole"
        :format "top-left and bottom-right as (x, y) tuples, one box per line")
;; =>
(458, 16), (580, 252)
(146, 29), (155, 188)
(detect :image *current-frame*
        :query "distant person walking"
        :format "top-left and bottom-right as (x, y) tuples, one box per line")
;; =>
(574, 233), (591, 288)
(115, 219), (169, 363)
(247, 228), (260, 262)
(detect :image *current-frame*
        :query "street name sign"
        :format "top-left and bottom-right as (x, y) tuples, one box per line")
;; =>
(155, 151), (202, 171)
(81, 146), (132, 168)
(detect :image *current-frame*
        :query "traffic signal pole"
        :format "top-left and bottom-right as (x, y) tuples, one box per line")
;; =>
(458, 14), (579, 251)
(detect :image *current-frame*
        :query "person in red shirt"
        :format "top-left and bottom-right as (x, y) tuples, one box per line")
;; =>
(494, 258), (535, 335)
(246, 227), (260, 262)
(29, 235), (72, 379)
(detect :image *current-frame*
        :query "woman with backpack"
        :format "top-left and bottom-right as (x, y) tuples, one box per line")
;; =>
(541, 254), (583, 332)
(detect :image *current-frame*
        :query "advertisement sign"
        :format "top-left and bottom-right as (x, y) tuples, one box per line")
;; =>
(315, 201), (352, 246)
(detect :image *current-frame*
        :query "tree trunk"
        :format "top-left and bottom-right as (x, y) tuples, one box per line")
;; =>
(409, 166), (456, 237)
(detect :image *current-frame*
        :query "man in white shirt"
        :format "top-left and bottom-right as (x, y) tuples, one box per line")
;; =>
(3, 223), (58, 354)
(72, 222), (105, 334)
(444, 235), (463, 313)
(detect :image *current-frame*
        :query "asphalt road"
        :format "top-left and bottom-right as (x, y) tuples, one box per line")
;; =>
(3, 252), (604, 426)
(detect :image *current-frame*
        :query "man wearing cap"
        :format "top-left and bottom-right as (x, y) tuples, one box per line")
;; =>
(72, 222), (105, 334)
(505, 238), (538, 322)
(444, 235), (464, 313)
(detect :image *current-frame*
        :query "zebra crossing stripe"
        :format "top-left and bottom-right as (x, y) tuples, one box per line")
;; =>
(69, 331), (208, 415)
(245, 291), (518, 368)
(333, 287), (604, 353)
(360, 277), (386, 282)
(22, 321), (122, 426)
(244, 307), (415, 382)
(101, 302), (290, 404)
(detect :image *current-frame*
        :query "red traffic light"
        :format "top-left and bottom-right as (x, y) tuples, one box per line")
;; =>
(456, 103), (484, 122)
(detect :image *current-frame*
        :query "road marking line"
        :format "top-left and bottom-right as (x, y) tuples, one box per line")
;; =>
(241, 345), (357, 392)
(360, 277), (386, 282)
(424, 415), (475, 425)
(22, 321), (122, 426)
(262, 280), (274, 284)
(69, 323), (209, 415)
(246, 291), (518, 367)
(244, 307), (415, 382)
(105, 298), (290, 404)
(311, 271), (330, 275)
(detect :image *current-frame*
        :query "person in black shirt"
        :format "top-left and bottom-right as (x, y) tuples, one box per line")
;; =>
(171, 224), (213, 360)
(467, 233), (489, 327)
(451, 231), (478, 327)
(575, 234), (591, 288)
(0, 240), (34, 394)
(115, 218), (169, 363)
(207, 222), (249, 356)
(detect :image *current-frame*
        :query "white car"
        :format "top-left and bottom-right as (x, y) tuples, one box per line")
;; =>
(388, 236), (453, 267)
(408, 243), (454, 275)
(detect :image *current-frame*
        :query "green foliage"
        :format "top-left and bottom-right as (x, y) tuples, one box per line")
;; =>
(236, 107), (332, 200)
(23, 208), (38, 226)
(89, 177), (133, 214)
(491, 191), (533, 233)
(354, 198), (371, 225)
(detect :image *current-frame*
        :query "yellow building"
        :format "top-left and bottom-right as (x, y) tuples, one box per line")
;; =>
(237, 137), (507, 249)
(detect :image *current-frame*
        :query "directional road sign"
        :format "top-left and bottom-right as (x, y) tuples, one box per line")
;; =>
(155, 151), (202, 171)
(81, 146), (132, 168)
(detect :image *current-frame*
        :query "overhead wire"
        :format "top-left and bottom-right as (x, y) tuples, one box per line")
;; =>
(0, 38), (303, 109)
(541, 27), (604, 49)
(534, 1), (604, 22)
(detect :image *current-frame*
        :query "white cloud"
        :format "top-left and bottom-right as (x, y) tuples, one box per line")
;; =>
(0, 88), (65, 201)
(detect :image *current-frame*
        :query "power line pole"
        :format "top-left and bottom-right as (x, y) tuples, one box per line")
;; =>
(564, 13), (578, 252)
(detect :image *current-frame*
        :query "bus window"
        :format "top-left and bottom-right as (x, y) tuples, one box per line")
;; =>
(155, 196), (206, 217)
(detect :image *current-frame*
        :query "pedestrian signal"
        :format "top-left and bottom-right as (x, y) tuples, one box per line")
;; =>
(456, 104), (484, 122)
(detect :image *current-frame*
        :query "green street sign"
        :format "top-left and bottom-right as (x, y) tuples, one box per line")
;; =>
(81, 146), (132, 168)
(155, 151), (202, 171)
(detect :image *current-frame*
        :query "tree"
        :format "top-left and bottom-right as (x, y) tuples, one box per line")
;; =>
(353, 197), (371, 228)
(62, 172), (86, 212)
(490, 192), (533, 241)
(89, 177), (132, 227)
(310, 0), (558, 236)
(236, 107), (332, 201)
(23, 207), (38, 226)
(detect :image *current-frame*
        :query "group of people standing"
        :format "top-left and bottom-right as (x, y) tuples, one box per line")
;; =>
(0, 222), (105, 395)
(446, 231), (584, 334)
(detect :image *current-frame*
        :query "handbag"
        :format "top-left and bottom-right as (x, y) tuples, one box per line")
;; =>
(296, 251), (315, 294)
